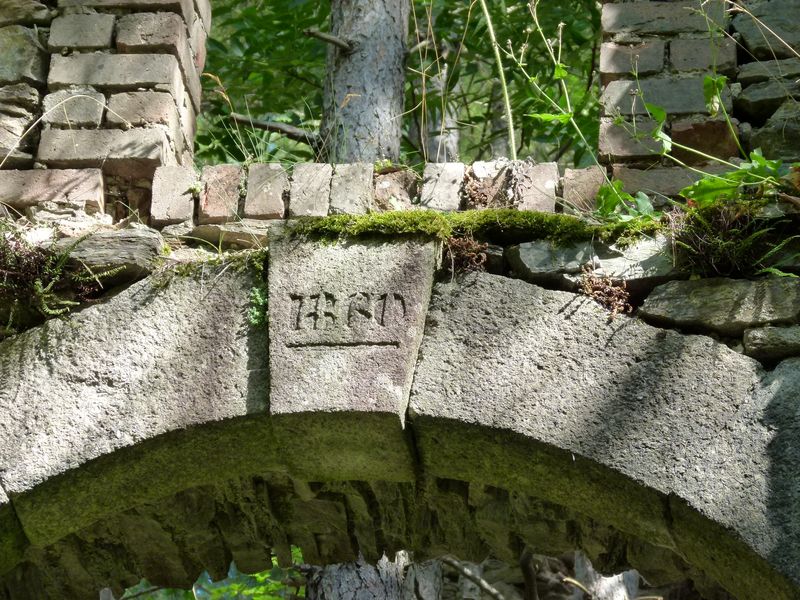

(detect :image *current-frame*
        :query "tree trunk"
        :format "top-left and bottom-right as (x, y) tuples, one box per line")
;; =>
(320, 0), (410, 163)
(417, 68), (460, 162)
(305, 553), (443, 599)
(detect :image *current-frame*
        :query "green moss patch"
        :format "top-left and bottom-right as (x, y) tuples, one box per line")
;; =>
(287, 209), (660, 246)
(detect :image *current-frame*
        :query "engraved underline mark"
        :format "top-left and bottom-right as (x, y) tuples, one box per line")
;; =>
(286, 341), (401, 349)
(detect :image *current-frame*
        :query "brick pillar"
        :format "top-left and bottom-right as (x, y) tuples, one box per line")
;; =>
(0, 0), (208, 225)
(598, 0), (739, 200)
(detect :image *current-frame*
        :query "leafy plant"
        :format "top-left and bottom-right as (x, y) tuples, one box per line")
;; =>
(594, 180), (661, 224)
(247, 283), (269, 328)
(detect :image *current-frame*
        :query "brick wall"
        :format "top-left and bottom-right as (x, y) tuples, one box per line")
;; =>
(0, 0), (207, 224)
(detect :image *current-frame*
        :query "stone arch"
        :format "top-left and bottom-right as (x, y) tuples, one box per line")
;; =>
(0, 242), (798, 599)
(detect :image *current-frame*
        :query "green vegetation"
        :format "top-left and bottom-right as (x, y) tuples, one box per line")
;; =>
(120, 550), (305, 599)
(286, 208), (661, 247)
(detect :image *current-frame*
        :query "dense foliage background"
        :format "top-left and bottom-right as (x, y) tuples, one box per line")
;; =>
(195, 0), (600, 168)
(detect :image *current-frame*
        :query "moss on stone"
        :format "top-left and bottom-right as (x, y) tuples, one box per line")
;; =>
(287, 209), (660, 246)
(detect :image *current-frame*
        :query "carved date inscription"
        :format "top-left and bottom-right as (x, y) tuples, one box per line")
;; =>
(287, 291), (407, 348)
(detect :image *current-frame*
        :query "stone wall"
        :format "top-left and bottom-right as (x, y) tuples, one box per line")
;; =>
(0, 0), (206, 225)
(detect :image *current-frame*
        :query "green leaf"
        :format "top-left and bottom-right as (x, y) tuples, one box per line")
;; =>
(553, 63), (569, 80)
(527, 112), (572, 124)
(644, 102), (666, 127)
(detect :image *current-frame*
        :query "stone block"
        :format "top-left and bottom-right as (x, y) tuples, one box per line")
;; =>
(611, 164), (728, 199)
(0, 102), (36, 153)
(751, 101), (800, 162)
(743, 326), (800, 362)
(190, 220), (272, 249)
(419, 162), (464, 211)
(58, 0), (193, 28)
(734, 79), (800, 123)
(506, 241), (598, 287)
(37, 128), (173, 178)
(511, 161), (558, 212)
(42, 89), (105, 128)
(268, 235), (437, 479)
(0, 26), (47, 85)
(193, 0), (211, 32)
(602, 1), (726, 35)
(373, 169), (417, 211)
(329, 162), (373, 215)
(670, 117), (740, 164)
(669, 37), (736, 75)
(288, 163), (332, 217)
(0, 169), (104, 213)
(116, 12), (201, 112)
(48, 54), (184, 104)
(640, 277), (800, 336)
(188, 13), (208, 72)
(732, 0), (800, 60)
(562, 165), (606, 211)
(199, 164), (241, 224)
(598, 118), (663, 161)
(599, 41), (664, 83)
(0, 83), (39, 110)
(0, 0), (52, 27)
(602, 77), (730, 116)
(738, 57), (800, 86)
(244, 163), (287, 219)
(106, 91), (180, 132)
(151, 165), (197, 226)
(48, 13), (115, 51)
(595, 235), (684, 295)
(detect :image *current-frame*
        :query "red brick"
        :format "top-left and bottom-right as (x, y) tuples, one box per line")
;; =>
(0, 168), (104, 212)
(151, 165), (197, 226)
(57, 0), (193, 29)
(670, 117), (741, 164)
(199, 164), (241, 224)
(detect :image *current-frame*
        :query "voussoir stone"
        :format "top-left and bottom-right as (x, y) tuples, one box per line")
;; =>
(0, 267), (269, 546)
(268, 235), (437, 480)
(639, 277), (800, 336)
(409, 272), (799, 598)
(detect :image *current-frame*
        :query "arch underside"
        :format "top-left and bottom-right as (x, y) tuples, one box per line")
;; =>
(0, 238), (797, 599)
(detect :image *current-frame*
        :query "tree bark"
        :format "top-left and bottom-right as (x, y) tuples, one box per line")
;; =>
(320, 0), (410, 163)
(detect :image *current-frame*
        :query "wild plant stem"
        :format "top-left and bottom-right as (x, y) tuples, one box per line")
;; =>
(477, 0), (517, 160)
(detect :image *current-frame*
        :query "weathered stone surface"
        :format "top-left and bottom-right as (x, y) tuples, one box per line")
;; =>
(732, 0), (800, 60)
(106, 91), (179, 129)
(595, 235), (683, 293)
(199, 164), (240, 224)
(602, 77), (729, 116)
(612, 164), (727, 199)
(58, 0), (193, 27)
(510, 161), (558, 212)
(288, 163), (331, 217)
(0, 99), (36, 153)
(244, 163), (287, 219)
(268, 236), (437, 480)
(116, 12), (201, 112)
(409, 272), (798, 598)
(0, 267), (269, 545)
(640, 277), (800, 336)
(0, 489), (25, 581)
(37, 128), (173, 178)
(599, 41), (664, 83)
(734, 79), (800, 122)
(562, 165), (606, 211)
(506, 241), (597, 286)
(190, 219), (271, 249)
(463, 160), (511, 209)
(373, 169), (417, 211)
(419, 162), (464, 211)
(751, 101), (800, 162)
(151, 165), (197, 226)
(53, 226), (164, 285)
(669, 37), (736, 75)
(0, 26), (46, 85)
(0, 83), (38, 110)
(602, 0), (726, 35)
(0, 0), (52, 27)
(670, 117), (741, 164)
(48, 54), (184, 102)
(743, 326), (800, 361)
(598, 118), (662, 161)
(48, 13), (115, 50)
(42, 88), (105, 128)
(330, 162), (373, 215)
(0, 168), (104, 212)
(738, 57), (800, 86)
